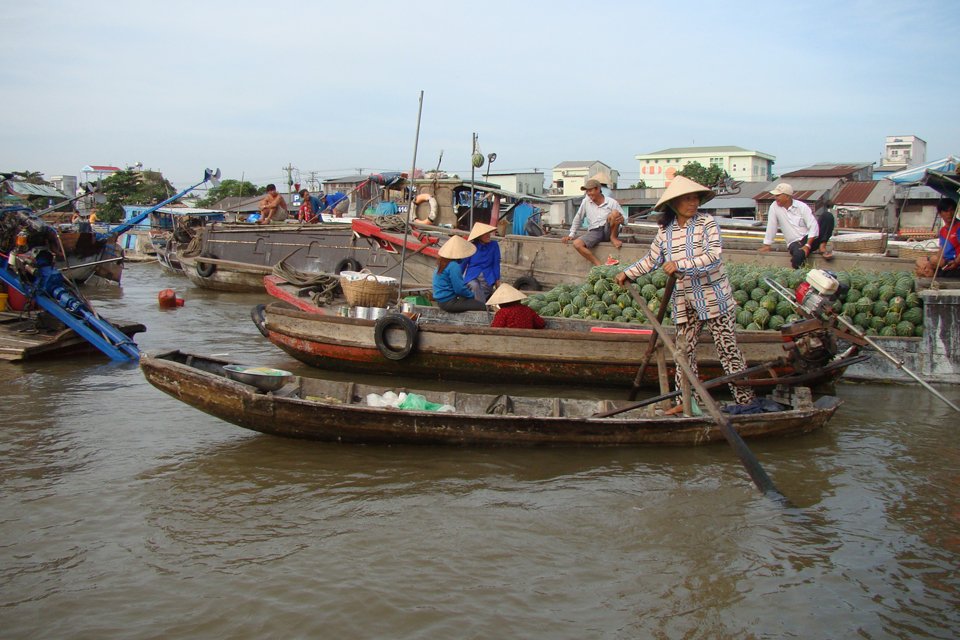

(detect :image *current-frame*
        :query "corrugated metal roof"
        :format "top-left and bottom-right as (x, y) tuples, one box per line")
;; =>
(782, 163), (872, 178)
(5, 182), (67, 198)
(553, 161), (606, 169)
(701, 197), (758, 210)
(833, 181), (878, 205)
(769, 177), (841, 191)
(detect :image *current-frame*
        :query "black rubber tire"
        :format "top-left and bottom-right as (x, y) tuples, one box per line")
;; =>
(196, 253), (217, 278)
(251, 304), (269, 338)
(513, 275), (542, 291)
(335, 258), (361, 274)
(373, 313), (418, 361)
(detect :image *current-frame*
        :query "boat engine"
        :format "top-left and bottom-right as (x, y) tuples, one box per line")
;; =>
(768, 270), (850, 373)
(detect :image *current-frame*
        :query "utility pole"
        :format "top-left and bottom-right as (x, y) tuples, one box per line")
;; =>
(308, 171), (320, 192)
(283, 163), (295, 195)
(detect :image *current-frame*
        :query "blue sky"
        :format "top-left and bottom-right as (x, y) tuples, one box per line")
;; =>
(2, 0), (957, 192)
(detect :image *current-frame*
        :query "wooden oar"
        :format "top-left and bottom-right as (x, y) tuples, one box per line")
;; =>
(595, 358), (784, 418)
(627, 274), (677, 400)
(627, 284), (787, 501)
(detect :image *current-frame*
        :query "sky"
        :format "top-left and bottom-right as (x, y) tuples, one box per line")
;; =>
(2, 0), (958, 194)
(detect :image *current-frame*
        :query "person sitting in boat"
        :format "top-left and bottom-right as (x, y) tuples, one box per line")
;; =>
(298, 188), (324, 224)
(915, 198), (960, 278)
(487, 283), (545, 329)
(432, 235), (486, 313)
(615, 175), (756, 416)
(462, 222), (501, 303)
(758, 183), (834, 266)
(562, 178), (624, 266)
(258, 184), (289, 225)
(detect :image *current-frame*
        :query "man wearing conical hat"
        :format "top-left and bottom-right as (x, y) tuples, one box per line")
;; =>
(487, 284), (545, 329)
(562, 178), (625, 266)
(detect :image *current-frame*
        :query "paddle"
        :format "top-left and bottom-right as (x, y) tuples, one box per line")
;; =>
(627, 274), (677, 400)
(627, 284), (788, 501)
(595, 358), (784, 418)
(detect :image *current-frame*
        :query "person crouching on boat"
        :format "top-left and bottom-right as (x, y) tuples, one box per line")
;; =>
(487, 283), (545, 329)
(615, 176), (756, 415)
(462, 222), (501, 303)
(258, 184), (289, 225)
(433, 235), (487, 313)
(298, 188), (324, 224)
(915, 198), (960, 278)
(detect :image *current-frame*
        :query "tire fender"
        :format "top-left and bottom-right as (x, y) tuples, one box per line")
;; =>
(513, 275), (542, 291)
(251, 304), (269, 338)
(335, 258), (362, 274)
(196, 253), (217, 278)
(374, 313), (418, 361)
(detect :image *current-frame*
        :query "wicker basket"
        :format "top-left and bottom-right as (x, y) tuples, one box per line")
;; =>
(339, 271), (398, 307)
(831, 232), (888, 254)
(898, 241), (940, 260)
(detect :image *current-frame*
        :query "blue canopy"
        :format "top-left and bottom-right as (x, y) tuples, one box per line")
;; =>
(886, 156), (958, 184)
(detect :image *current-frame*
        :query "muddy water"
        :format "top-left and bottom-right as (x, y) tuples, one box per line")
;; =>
(1, 263), (958, 638)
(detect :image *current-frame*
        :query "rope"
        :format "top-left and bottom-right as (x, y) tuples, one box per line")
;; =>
(370, 214), (408, 232)
(271, 261), (341, 306)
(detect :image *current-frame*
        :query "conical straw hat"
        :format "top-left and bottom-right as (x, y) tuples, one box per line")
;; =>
(653, 175), (715, 212)
(486, 283), (526, 306)
(438, 234), (476, 260)
(467, 222), (497, 242)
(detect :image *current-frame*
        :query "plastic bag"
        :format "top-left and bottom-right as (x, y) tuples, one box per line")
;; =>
(397, 393), (454, 412)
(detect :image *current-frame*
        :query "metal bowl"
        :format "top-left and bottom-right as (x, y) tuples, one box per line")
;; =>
(223, 365), (293, 392)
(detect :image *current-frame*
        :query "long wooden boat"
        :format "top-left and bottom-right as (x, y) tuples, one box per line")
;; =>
(141, 350), (842, 446)
(178, 221), (436, 292)
(254, 301), (862, 390)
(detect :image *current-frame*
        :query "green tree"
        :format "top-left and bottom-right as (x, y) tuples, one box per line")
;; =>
(677, 161), (728, 188)
(196, 179), (264, 207)
(629, 179), (648, 189)
(98, 169), (176, 222)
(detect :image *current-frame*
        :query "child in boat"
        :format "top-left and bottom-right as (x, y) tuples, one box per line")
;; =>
(487, 284), (546, 329)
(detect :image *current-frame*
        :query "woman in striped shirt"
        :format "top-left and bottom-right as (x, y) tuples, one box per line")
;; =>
(616, 176), (755, 414)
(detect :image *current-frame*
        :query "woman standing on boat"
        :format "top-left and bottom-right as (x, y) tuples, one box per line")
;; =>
(432, 235), (487, 312)
(462, 222), (501, 303)
(615, 176), (755, 414)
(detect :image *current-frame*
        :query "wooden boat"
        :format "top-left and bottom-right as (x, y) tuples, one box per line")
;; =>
(140, 350), (843, 446)
(253, 301), (862, 390)
(0, 310), (144, 361)
(177, 221), (436, 292)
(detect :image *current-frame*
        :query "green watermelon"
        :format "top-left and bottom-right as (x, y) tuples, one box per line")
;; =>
(896, 321), (915, 337)
(902, 307), (923, 325)
(768, 315), (786, 331)
(736, 309), (754, 326)
(845, 288), (862, 304)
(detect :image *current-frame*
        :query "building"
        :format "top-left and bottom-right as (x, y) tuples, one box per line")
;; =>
(781, 163), (874, 182)
(49, 175), (78, 197)
(551, 161), (618, 196)
(830, 180), (897, 230)
(634, 146), (775, 188)
(878, 135), (926, 173)
(482, 171), (545, 196)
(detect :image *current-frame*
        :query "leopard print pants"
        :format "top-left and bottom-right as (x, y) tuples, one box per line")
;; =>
(674, 310), (756, 406)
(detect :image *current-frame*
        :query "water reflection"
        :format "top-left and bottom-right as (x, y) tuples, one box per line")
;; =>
(1, 263), (958, 638)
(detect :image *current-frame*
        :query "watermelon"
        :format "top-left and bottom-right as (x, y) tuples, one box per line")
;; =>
(736, 309), (754, 326)
(641, 283), (658, 300)
(845, 288), (862, 304)
(745, 322), (762, 331)
(753, 308), (770, 328)
(902, 307), (923, 325)
(879, 326), (897, 337)
(872, 300), (888, 317)
(744, 299), (760, 313)
(896, 321), (915, 337)
(878, 285), (895, 302)
(561, 304), (576, 317)
(768, 315), (786, 331)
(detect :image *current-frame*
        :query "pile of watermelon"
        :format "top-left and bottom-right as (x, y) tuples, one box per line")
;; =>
(522, 263), (924, 337)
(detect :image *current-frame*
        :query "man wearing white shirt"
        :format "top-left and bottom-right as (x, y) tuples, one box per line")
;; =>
(758, 183), (834, 268)
(562, 178), (624, 266)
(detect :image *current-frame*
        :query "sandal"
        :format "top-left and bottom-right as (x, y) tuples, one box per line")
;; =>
(820, 250), (834, 261)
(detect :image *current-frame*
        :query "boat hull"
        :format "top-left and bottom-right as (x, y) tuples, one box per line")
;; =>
(258, 303), (833, 389)
(141, 351), (842, 446)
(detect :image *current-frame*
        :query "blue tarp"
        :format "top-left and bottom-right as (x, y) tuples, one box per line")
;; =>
(887, 156), (958, 184)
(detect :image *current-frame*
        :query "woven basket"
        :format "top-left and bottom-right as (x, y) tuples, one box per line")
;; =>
(831, 232), (888, 254)
(339, 271), (398, 307)
(898, 240), (940, 260)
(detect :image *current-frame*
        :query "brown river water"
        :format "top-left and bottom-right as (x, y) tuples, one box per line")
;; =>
(1, 262), (958, 639)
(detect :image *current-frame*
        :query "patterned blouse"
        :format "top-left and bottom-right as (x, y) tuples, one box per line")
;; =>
(622, 212), (734, 324)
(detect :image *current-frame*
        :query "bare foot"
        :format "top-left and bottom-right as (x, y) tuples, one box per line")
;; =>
(612, 238), (623, 250)
(664, 404), (684, 416)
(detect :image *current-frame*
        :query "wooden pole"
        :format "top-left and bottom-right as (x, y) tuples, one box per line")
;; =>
(627, 274), (676, 400)
(627, 285), (787, 500)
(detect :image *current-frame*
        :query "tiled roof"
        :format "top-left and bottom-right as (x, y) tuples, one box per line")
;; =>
(833, 181), (878, 205)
